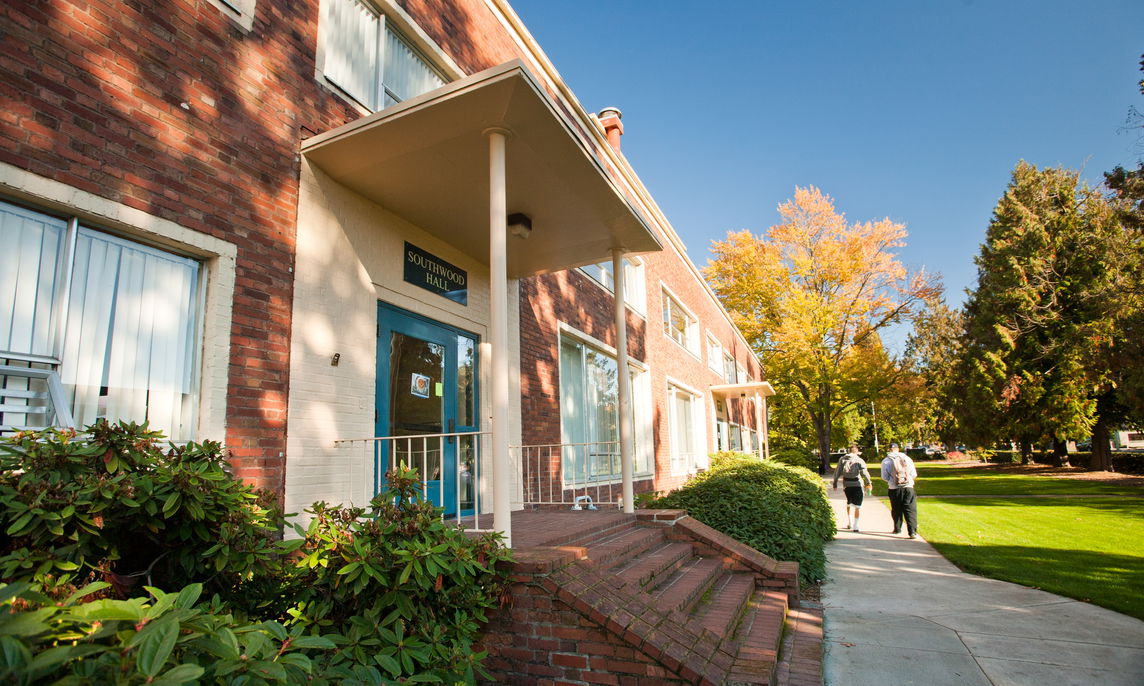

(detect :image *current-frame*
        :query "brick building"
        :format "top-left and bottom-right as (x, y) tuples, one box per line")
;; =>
(1, 0), (772, 537)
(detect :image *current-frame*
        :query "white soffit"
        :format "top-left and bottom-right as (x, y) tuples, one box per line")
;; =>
(710, 382), (777, 399)
(301, 60), (662, 278)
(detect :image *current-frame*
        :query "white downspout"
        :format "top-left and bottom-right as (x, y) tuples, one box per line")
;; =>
(755, 391), (765, 460)
(486, 127), (512, 547)
(612, 249), (634, 513)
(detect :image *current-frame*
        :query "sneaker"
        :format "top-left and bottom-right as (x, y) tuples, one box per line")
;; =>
(908, 533), (918, 539)
(892, 529), (901, 534)
(853, 526), (860, 533)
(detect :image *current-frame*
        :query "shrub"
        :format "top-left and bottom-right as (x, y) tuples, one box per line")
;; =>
(770, 445), (817, 471)
(284, 464), (513, 682)
(1112, 453), (1144, 475)
(0, 581), (336, 685)
(648, 453), (834, 584)
(0, 422), (285, 610)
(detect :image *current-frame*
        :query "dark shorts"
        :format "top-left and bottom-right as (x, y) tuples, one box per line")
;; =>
(843, 486), (865, 506)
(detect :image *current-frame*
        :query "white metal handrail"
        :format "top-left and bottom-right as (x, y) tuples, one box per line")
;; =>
(334, 431), (491, 531)
(515, 440), (625, 509)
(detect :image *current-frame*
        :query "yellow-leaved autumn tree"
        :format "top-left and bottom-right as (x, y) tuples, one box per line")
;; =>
(705, 186), (941, 472)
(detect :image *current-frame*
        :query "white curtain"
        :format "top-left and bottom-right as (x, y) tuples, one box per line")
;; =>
(323, 0), (381, 109)
(60, 229), (199, 441)
(0, 201), (66, 358)
(382, 24), (443, 107)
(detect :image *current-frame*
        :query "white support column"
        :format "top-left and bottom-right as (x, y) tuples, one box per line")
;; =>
(754, 391), (765, 460)
(486, 128), (512, 546)
(760, 391), (771, 460)
(612, 249), (634, 513)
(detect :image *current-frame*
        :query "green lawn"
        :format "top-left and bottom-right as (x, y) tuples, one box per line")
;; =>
(865, 463), (1140, 496)
(921, 496), (1144, 620)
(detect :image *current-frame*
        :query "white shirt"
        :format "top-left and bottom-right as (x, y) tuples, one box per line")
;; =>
(881, 451), (917, 489)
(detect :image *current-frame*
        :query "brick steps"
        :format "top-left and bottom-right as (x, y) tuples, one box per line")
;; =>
(479, 512), (802, 685)
(570, 519), (789, 684)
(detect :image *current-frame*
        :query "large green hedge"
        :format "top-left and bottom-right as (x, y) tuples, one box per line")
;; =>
(647, 453), (835, 584)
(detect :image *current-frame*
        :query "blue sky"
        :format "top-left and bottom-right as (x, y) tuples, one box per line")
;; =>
(511, 0), (1143, 340)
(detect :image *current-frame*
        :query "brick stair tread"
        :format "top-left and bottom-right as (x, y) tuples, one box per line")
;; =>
(612, 540), (694, 589)
(574, 524), (666, 568)
(726, 590), (789, 686)
(651, 556), (724, 614)
(693, 572), (756, 640)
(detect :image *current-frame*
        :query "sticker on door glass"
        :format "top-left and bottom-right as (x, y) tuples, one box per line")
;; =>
(411, 373), (431, 398)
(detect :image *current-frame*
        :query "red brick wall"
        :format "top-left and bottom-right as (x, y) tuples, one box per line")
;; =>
(478, 580), (690, 685)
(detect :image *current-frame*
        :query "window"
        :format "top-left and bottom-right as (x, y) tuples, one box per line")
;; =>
(729, 424), (743, 451)
(706, 334), (722, 374)
(207, 0), (256, 31)
(737, 362), (749, 384)
(321, 0), (445, 111)
(723, 353), (737, 384)
(667, 383), (702, 475)
(559, 334), (651, 483)
(0, 200), (202, 441)
(662, 289), (698, 354)
(578, 258), (646, 314)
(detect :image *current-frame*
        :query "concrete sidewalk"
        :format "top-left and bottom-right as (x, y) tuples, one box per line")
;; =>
(820, 480), (1144, 685)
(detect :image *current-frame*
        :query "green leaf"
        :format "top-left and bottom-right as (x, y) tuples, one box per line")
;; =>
(151, 663), (206, 685)
(135, 614), (179, 677)
(337, 561), (360, 576)
(290, 635), (337, 650)
(374, 653), (401, 678)
(174, 583), (202, 610)
(6, 512), (34, 536)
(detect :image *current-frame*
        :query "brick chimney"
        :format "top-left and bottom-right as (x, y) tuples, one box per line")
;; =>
(598, 106), (623, 153)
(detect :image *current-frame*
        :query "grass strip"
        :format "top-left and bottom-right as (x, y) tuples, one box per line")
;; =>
(920, 496), (1144, 620)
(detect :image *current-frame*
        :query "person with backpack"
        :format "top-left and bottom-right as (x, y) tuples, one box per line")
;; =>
(832, 444), (873, 532)
(881, 443), (919, 538)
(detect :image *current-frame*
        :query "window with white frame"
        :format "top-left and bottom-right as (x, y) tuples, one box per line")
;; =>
(0, 200), (202, 441)
(206, 0), (256, 30)
(662, 289), (698, 355)
(667, 383), (702, 475)
(723, 352), (737, 384)
(320, 0), (446, 111)
(578, 257), (646, 314)
(706, 333), (722, 374)
(729, 423), (743, 451)
(559, 334), (651, 483)
(737, 362), (749, 384)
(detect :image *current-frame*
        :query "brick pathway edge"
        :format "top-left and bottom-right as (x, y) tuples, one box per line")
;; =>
(774, 600), (824, 686)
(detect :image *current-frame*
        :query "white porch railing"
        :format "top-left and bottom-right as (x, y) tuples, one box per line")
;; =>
(333, 431), (492, 532)
(515, 440), (625, 509)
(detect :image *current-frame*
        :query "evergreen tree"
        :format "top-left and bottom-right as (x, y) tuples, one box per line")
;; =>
(960, 162), (1129, 466)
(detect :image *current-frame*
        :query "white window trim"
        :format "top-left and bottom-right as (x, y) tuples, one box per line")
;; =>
(556, 323), (652, 479)
(0, 163), (236, 443)
(660, 282), (700, 359)
(575, 257), (647, 318)
(315, 0), (463, 115)
(206, 0), (256, 31)
(705, 331), (723, 374)
(665, 375), (707, 475)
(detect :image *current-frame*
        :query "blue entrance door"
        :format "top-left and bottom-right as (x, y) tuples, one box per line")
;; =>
(376, 302), (479, 516)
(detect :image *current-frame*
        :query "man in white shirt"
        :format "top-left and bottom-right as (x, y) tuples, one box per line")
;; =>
(881, 443), (919, 538)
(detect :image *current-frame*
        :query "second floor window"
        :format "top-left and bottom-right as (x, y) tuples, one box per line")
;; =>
(662, 290), (698, 355)
(321, 0), (445, 111)
(578, 258), (646, 314)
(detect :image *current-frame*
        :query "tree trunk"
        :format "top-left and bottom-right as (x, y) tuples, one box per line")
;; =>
(1019, 440), (1033, 465)
(814, 412), (831, 475)
(1089, 419), (1112, 471)
(1049, 438), (1069, 468)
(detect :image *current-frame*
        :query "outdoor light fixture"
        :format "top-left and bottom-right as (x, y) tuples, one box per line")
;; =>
(508, 212), (532, 239)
